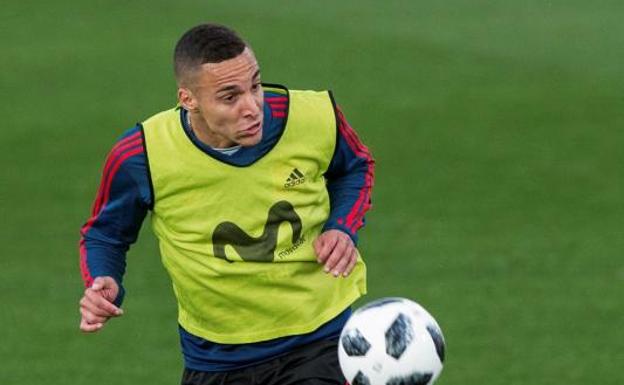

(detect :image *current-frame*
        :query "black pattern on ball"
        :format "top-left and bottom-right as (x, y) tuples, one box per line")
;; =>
(341, 328), (371, 356)
(386, 372), (433, 385)
(385, 313), (414, 359)
(426, 324), (445, 363)
(352, 371), (371, 385)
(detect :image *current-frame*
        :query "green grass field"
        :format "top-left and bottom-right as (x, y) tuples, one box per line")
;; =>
(1, 1), (623, 383)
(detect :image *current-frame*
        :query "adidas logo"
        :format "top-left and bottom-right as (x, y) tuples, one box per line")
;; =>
(284, 168), (306, 188)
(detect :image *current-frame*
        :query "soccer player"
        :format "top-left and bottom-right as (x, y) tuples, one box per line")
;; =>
(78, 23), (374, 385)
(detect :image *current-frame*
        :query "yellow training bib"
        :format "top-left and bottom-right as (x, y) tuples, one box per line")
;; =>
(142, 86), (366, 343)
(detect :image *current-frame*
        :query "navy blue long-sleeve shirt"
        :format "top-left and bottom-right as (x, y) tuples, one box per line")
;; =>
(79, 88), (374, 371)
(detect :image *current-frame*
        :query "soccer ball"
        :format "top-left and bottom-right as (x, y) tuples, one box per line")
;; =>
(338, 297), (445, 385)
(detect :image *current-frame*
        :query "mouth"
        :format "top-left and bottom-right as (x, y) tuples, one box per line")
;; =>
(240, 121), (262, 137)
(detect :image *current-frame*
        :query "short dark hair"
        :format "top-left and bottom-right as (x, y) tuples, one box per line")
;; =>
(173, 23), (247, 85)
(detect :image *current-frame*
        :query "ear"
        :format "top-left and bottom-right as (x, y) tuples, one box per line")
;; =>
(178, 87), (198, 111)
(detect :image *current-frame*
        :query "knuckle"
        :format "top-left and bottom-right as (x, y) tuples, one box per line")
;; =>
(333, 250), (346, 261)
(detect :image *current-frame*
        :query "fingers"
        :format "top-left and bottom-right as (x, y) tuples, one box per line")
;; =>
(80, 318), (103, 333)
(323, 236), (350, 276)
(334, 246), (359, 277)
(343, 248), (358, 277)
(314, 230), (360, 278)
(78, 282), (123, 332)
(82, 288), (123, 317)
(315, 234), (338, 264)
(330, 251), (351, 277)
(313, 237), (323, 258)
(91, 276), (120, 302)
(80, 306), (107, 325)
(90, 278), (106, 291)
(79, 303), (107, 333)
(326, 243), (358, 277)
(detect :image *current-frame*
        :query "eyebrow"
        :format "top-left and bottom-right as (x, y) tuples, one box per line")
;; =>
(216, 70), (262, 94)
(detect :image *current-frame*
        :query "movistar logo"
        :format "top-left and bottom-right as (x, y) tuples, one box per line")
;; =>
(212, 200), (302, 262)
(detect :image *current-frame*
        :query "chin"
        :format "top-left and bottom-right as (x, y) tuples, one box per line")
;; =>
(239, 132), (263, 147)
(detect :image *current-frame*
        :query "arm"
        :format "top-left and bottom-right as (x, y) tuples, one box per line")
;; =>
(79, 126), (151, 332)
(314, 105), (375, 277)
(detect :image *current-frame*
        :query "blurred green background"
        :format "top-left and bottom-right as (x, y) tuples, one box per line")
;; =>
(1, 1), (622, 384)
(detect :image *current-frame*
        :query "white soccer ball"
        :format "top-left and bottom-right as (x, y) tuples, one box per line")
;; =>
(338, 297), (445, 385)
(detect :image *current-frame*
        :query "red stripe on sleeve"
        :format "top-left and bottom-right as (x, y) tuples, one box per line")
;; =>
(90, 132), (142, 215)
(272, 111), (286, 118)
(265, 96), (288, 103)
(268, 103), (287, 110)
(79, 239), (93, 287)
(82, 144), (144, 235)
(98, 146), (144, 212)
(335, 107), (375, 233)
(93, 139), (143, 214)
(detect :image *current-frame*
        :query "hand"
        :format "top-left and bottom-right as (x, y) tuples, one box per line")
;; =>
(313, 230), (358, 277)
(79, 276), (123, 332)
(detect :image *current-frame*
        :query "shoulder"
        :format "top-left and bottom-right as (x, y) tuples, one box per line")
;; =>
(263, 83), (288, 99)
(103, 125), (147, 178)
(263, 84), (289, 119)
(103, 125), (151, 205)
(263, 83), (336, 106)
(261, 85), (289, 134)
(116, 125), (142, 142)
(110, 125), (146, 160)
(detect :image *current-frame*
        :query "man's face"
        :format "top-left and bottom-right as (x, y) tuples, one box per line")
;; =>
(180, 48), (264, 148)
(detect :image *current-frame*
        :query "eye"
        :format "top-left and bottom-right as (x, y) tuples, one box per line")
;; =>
(251, 82), (261, 91)
(221, 94), (237, 103)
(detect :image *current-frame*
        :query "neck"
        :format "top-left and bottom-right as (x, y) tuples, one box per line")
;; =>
(187, 111), (236, 148)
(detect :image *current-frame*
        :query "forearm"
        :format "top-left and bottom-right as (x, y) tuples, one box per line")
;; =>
(80, 232), (128, 305)
(323, 105), (375, 244)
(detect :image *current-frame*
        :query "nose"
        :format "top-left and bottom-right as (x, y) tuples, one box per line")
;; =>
(241, 92), (261, 118)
